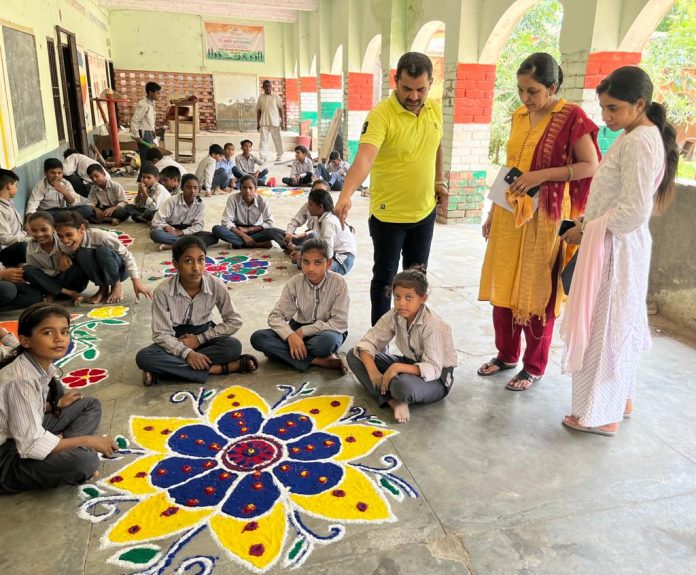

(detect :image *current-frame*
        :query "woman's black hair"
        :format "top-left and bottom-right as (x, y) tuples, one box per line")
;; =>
(392, 266), (429, 296)
(181, 173), (199, 188)
(27, 211), (54, 226)
(308, 188), (334, 213)
(300, 237), (330, 259)
(596, 66), (679, 212)
(0, 303), (72, 415)
(239, 174), (258, 189)
(53, 210), (88, 229)
(517, 52), (564, 91)
(172, 235), (207, 262)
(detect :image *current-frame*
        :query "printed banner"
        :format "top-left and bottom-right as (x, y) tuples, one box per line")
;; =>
(204, 22), (264, 62)
(87, 51), (109, 126)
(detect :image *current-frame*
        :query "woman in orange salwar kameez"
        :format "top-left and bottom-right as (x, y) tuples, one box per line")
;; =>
(478, 53), (600, 391)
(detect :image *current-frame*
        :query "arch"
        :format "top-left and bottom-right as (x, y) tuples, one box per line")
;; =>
(411, 20), (445, 53)
(619, 0), (677, 51)
(310, 54), (317, 77)
(331, 45), (343, 75)
(361, 34), (382, 73)
(479, 0), (538, 64)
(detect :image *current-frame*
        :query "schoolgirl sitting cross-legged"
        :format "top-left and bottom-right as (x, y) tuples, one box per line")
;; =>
(0, 303), (117, 494)
(135, 235), (259, 386)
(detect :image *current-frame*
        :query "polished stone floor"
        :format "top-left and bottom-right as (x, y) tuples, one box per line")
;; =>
(1, 157), (695, 575)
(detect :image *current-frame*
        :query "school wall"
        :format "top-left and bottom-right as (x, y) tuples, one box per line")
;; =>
(649, 182), (696, 332)
(0, 0), (111, 212)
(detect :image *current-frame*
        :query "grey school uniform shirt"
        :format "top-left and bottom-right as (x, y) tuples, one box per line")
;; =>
(26, 178), (82, 214)
(356, 305), (457, 385)
(150, 274), (242, 359)
(0, 353), (60, 460)
(267, 271), (350, 340)
(151, 194), (205, 233)
(0, 197), (27, 250)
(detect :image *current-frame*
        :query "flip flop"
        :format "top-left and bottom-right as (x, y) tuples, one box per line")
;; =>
(238, 354), (259, 374)
(562, 417), (617, 437)
(505, 369), (541, 391)
(477, 357), (517, 377)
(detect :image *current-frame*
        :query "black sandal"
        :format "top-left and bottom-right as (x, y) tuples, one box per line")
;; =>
(505, 369), (542, 391)
(239, 354), (259, 374)
(477, 357), (517, 377)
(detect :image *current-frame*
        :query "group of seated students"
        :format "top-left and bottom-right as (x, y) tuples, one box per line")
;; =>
(190, 139), (350, 195)
(0, 230), (456, 493)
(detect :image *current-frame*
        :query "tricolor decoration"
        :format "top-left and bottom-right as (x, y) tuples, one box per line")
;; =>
(78, 383), (417, 573)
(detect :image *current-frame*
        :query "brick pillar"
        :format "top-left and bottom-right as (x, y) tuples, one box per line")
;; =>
(285, 78), (300, 132)
(440, 63), (495, 224)
(344, 72), (373, 161)
(382, 68), (397, 99)
(319, 74), (343, 140)
(300, 76), (318, 128)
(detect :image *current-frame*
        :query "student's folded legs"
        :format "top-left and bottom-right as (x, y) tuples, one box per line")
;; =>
(251, 327), (346, 371)
(125, 205), (155, 223)
(136, 336), (244, 384)
(150, 228), (218, 247)
(23, 264), (88, 302)
(0, 280), (43, 311)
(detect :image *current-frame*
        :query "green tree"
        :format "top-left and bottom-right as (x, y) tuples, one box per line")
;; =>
(489, 0), (563, 164)
(642, 0), (696, 129)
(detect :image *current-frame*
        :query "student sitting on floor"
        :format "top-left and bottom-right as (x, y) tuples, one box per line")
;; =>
(159, 165), (182, 196)
(218, 143), (238, 188)
(314, 151), (350, 191)
(144, 146), (189, 179)
(63, 148), (109, 198)
(22, 212), (88, 304)
(195, 144), (229, 196)
(125, 164), (170, 223)
(86, 164), (129, 225)
(25, 159), (94, 223)
(0, 303), (117, 494)
(232, 139), (268, 186)
(150, 174), (217, 250)
(282, 145), (313, 187)
(0, 169), (28, 268)
(212, 175), (286, 249)
(287, 181), (356, 275)
(346, 269), (457, 423)
(136, 235), (258, 386)
(54, 211), (152, 304)
(251, 238), (349, 373)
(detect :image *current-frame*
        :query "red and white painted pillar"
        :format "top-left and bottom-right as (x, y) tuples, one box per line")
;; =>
(318, 74), (343, 141)
(284, 78), (300, 133)
(440, 63), (496, 224)
(344, 72), (373, 161)
(299, 76), (318, 129)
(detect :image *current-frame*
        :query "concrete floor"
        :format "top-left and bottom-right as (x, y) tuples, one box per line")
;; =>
(1, 155), (695, 575)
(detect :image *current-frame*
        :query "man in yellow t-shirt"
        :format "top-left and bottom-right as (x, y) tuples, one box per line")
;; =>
(335, 52), (446, 325)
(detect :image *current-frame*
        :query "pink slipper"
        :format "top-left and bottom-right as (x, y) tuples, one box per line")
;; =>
(562, 416), (617, 437)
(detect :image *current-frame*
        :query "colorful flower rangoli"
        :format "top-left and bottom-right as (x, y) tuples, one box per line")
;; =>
(160, 255), (270, 283)
(257, 187), (308, 199)
(78, 383), (417, 573)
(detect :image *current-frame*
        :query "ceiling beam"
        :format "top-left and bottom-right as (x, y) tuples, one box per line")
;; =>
(98, 0), (318, 22)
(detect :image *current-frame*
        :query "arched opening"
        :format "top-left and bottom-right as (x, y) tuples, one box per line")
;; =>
(487, 0), (563, 164)
(411, 21), (445, 103)
(362, 34), (382, 106)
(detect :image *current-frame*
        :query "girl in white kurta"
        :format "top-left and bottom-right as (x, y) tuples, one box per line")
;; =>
(559, 66), (679, 436)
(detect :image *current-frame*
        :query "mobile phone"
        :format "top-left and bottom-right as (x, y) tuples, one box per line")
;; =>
(558, 219), (576, 236)
(504, 167), (540, 197)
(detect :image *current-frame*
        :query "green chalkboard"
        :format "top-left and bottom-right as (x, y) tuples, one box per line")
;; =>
(2, 26), (46, 149)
